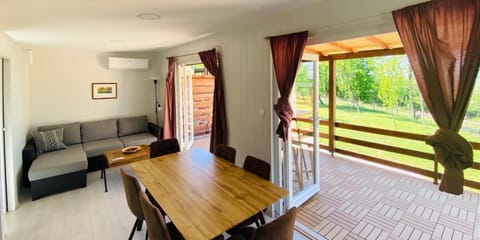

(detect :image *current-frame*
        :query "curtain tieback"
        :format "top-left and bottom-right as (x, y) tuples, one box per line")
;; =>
(274, 97), (293, 121)
(274, 97), (294, 141)
(425, 128), (473, 184)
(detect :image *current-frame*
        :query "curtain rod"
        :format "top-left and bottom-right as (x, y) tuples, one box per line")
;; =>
(165, 47), (219, 60)
(264, 31), (309, 40)
(165, 51), (198, 60)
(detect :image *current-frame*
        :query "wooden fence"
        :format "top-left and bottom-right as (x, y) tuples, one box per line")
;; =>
(292, 117), (480, 189)
(192, 75), (214, 136)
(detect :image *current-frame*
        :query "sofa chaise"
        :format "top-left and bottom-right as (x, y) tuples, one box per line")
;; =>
(22, 115), (161, 200)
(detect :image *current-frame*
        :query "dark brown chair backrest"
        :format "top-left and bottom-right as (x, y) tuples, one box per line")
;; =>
(215, 144), (236, 164)
(120, 168), (144, 220)
(150, 138), (180, 158)
(252, 207), (297, 240)
(243, 155), (271, 180)
(139, 190), (172, 240)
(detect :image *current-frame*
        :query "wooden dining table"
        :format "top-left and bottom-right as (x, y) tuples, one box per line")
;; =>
(129, 148), (288, 240)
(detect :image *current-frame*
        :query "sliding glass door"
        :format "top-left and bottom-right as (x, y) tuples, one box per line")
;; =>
(272, 53), (321, 210)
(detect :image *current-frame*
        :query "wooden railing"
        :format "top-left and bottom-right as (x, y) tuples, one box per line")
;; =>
(292, 117), (480, 189)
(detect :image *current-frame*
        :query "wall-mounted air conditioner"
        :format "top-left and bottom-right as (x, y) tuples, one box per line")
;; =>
(108, 57), (149, 70)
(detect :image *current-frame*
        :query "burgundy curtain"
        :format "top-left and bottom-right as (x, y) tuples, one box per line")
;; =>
(393, 0), (480, 194)
(199, 49), (228, 153)
(163, 57), (176, 139)
(270, 31), (309, 141)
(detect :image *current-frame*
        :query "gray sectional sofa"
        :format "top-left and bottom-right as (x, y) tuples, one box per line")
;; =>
(22, 116), (161, 200)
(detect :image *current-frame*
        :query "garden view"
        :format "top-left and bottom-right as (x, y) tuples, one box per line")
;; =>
(293, 55), (480, 185)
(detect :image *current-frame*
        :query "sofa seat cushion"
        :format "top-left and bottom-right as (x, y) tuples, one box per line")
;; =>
(83, 138), (124, 158)
(120, 133), (157, 147)
(28, 144), (87, 181)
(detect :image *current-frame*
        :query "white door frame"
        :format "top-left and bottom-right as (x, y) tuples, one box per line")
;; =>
(270, 57), (285, 216)
(174, 55), (201, 150)
(0, 57), (10, 239)
(0, 57), (5, 240)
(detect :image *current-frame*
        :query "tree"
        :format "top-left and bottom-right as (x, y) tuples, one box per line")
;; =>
(336, 59), (376, 112)
(295, 63), (313, 103)
(374, 56), (409, 129)
(466, 76), (480, 119)
(318, 61), (329, 105)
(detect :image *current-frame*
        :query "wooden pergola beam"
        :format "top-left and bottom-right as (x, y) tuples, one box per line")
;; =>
(304, 48), (329, 57)
(303, 48), (318, 54)
(366, 36), (392, 50)
(329, 42), (357, 53)
(319, 48), (405, 61)
(328, 59), (336, 155)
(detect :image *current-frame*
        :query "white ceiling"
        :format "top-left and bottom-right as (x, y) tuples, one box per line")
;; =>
(1, 0), (317, 52)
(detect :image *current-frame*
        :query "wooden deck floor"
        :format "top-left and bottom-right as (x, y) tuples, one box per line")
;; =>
(298, 153), (480, 240)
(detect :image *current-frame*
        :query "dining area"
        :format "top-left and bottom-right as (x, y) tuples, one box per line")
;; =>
(120, 138), (293, 240)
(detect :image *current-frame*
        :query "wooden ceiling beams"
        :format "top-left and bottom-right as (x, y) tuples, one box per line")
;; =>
(305, 32), (404, 60)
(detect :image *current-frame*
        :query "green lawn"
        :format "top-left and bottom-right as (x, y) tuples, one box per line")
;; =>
(293, 98), (480, 186)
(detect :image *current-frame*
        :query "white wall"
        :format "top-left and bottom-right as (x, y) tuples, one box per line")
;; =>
(157, 0), (424, 165)
(0, 33), (29, 210)
(29, 49), (161, 127)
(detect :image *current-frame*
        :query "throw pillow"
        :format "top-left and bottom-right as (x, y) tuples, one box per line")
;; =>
(31, 128), (68, 154)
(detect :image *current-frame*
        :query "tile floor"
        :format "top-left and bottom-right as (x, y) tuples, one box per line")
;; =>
(297, 153), (480, 240)
(6, 164), (317, 240)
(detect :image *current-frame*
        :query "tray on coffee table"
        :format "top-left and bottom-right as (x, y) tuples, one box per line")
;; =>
(104, 145), (150, 168)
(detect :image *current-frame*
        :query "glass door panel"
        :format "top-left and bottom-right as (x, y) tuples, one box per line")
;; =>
(289, 57), (320, 206)
(177, 65), (195, 150)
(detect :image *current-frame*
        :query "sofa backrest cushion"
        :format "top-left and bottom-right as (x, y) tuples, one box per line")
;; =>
(38, 122), (81, 146)
(118, 116), (148, 137)
(81, 119), (118, 143)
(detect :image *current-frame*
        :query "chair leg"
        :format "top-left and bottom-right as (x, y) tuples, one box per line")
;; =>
(258, 212), (266, 225)
(301, 149), (309, 179)
(137, 220), (143, 231)
(293, 148), (304, 190)
(129, 219), (140, 240)
(145, 231), (148, 240)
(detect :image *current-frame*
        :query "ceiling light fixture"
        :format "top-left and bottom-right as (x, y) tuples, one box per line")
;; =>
(137, 13), (160, 20)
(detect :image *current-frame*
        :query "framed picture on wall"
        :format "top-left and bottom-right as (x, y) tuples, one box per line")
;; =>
(92, 83), (117, 100)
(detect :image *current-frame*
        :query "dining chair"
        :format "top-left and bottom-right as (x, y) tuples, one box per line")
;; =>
(227, 156), (271, 234)
(120, 168), (147, 240)
(243, 155), (271, 225)
(243, 155), (271, 181)
(291, 118), (313, 190)
(150, 138), (180, 158)
(139, 190), (185, 240)
(228, 207), (298, 240)
(215, 144), (236, 164)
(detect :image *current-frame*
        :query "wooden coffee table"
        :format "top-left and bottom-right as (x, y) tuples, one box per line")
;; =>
(102, 145), (150, 192)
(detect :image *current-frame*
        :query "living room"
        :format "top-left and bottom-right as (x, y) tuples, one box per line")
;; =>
(2, 0), (478, 239)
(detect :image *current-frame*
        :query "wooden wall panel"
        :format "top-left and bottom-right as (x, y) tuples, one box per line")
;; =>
(158, 0), (425, 165)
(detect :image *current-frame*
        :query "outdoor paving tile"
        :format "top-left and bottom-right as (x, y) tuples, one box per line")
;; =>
(297, 154), (479, 240)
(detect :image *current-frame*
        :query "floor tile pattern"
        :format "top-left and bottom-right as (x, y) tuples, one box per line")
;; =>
(7, 165), (316, 240)
(298, 154), (480, 240)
